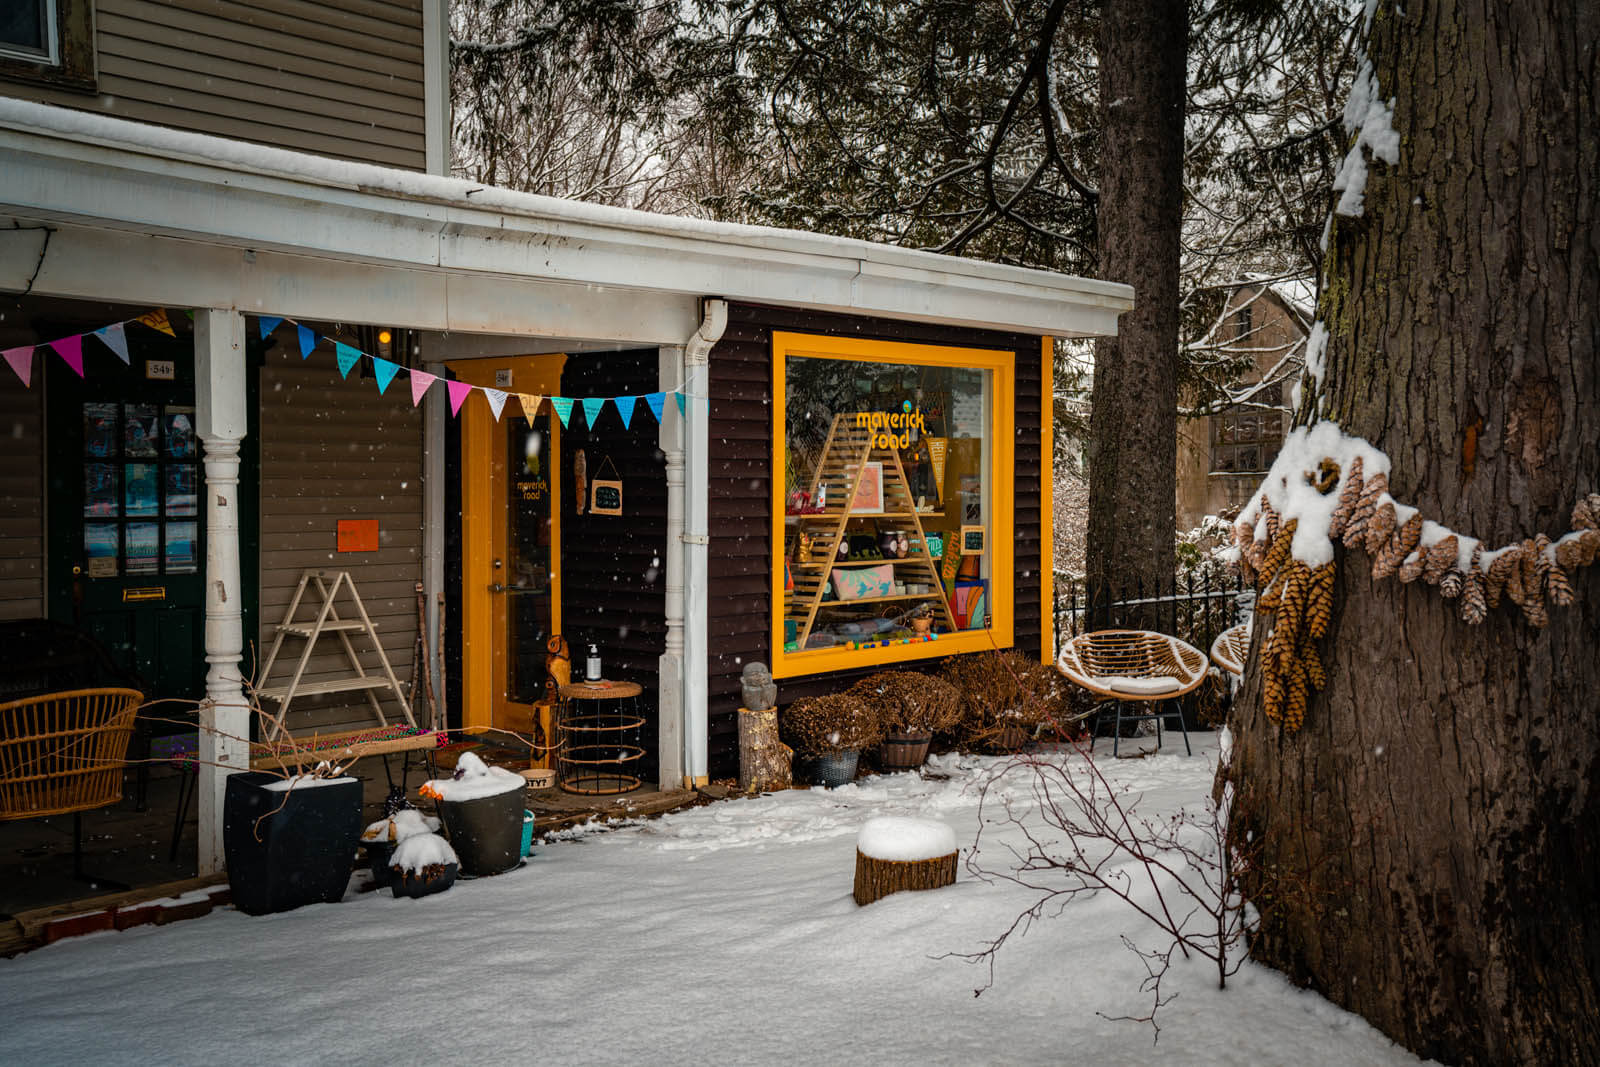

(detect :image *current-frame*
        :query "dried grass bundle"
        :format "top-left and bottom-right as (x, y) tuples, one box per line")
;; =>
(849, 671), (962, 734)
(779, 692), (882, 756)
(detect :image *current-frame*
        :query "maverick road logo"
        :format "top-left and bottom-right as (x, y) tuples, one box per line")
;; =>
(855, 400), (926, 449)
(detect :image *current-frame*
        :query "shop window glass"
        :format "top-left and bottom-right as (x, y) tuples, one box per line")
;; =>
(771, 333), (1013, 678)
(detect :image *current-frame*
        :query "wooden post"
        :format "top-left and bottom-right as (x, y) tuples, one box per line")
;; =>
(737, 707), (791, 793)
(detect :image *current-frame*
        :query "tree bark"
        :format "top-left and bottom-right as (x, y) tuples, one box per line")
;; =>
(1086, 0), (1186, 618)
(1227, 3), (1600, 1063)
(738, 707), (792, 793)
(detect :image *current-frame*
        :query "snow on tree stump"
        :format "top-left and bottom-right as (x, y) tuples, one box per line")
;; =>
(853, 816), (958, 906)
(738, 707), (792, 794)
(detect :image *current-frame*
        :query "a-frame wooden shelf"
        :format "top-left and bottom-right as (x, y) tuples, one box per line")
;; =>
(255, 569), (414, 741)
(785, 414), (958, 649)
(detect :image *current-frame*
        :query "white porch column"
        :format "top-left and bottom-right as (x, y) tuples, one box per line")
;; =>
(195, 308), (250, 875)
(657, 345), (686, 788)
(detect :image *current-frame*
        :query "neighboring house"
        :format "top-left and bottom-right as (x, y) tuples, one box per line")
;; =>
(0, 1), (1132, 873)
(1175, 282), (1309, 530)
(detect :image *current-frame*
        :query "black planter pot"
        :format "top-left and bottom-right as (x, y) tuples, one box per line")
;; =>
(223, 772), (363, 916)
(389, 862), (459, 899)
(436, 787), (525, 876)
(363, 839), (396, 888)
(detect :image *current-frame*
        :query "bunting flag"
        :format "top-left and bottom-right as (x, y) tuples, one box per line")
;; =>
(134, 309), (175, 337)
(483, 388), (509, 421)
(550, 396), (575, 427)
(614, 394), (637, 429)
(372, 357), (400, 395)
(581, 396), (605, 428)
(3, 347), (32, 387)
(644, 391), (666, 424)
(49, 336), (85, 377)
(446, 379), (473, 416)
(410, 369), (437, 407)
(518, 393), (543, 418)
(297, 325), (316, 359)
(675, 392), (687, 416)
(94, 322), (130, 364)
(335, 342), (361, 379)
(257, 316), (283, 341)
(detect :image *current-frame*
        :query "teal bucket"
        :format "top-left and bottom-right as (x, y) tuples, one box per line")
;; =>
(521, 811), (535, 857)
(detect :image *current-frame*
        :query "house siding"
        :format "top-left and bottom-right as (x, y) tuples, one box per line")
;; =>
(256, 342), (423, 734)
(3, 0), (426, 170)
(705, 303), (1045, 779)
(0, 382), (45, 619)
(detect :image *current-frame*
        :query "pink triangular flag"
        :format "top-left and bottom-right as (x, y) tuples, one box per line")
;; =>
(2, 346), (34, 387)
(50, 335), (85, 377)
(446, 379), (473, 416)
(410, 370), (437, 407)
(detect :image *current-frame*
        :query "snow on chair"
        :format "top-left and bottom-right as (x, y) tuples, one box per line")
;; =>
(1056, 630), (1206, 757)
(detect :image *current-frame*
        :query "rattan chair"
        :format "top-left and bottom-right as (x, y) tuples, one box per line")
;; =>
(0, 687), (143, 881)
(1056, 630), (1206, 756)
(1210, 622), (1252, 678)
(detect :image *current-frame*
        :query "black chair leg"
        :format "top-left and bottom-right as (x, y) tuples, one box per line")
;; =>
(169, 766), (196, 863)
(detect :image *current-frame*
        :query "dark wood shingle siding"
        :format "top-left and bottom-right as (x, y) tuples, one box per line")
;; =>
(0, 383), (45, 619)
(704, 303), (1046, 778)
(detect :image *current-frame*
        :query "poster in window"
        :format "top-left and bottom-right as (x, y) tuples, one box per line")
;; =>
(164, 522), (198, 574)
(126, 522), (160, 575)
(163, 407), (197, 460)
(124, 403), (160, 458)
(125, 463), (160, 517)
(85, 523), (119, 577)
(165, 464), (197, 517)
(85, 463), (120, 518)
(84, 403), (118, 458)
(849, 461), (884, 514)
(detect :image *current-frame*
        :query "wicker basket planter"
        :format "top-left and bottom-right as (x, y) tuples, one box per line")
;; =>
(806, 750), (860, 789)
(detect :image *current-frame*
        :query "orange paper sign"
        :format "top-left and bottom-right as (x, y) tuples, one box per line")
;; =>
(337, 519), (379, 552)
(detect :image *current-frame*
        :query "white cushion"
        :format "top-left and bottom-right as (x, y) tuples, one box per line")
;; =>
(1105, 675), (1182, 696)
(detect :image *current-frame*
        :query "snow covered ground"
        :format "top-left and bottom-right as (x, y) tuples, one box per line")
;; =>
(1, 733), (1429, 1065)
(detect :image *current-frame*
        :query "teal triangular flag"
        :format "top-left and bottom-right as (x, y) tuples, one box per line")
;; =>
(335, 341), (361, 378)
(297, 325), (316, 358)
(644, 392), (665, 423)
(372, 357), (400, 395)
(675, 391), (686, 415)
(257, 316), (282, 340)
(581, 396), (605, 427)
(613, 395), (637, 429)
(550, 396), (574, 428)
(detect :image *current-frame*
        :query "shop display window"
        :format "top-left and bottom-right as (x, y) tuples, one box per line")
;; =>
(770, 332), (1014, 677)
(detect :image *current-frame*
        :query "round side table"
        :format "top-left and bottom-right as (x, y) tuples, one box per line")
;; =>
(556, 680), (645, 795)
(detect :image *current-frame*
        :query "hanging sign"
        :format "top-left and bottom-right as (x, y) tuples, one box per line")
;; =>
(590, 455), (623, 516)
(337, 519), (380, 552)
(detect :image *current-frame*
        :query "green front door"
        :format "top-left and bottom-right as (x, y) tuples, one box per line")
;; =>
(45, 325), (254, 704)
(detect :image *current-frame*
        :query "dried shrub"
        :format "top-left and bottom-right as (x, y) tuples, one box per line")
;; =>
(939, 650), (1071, 753)
(849, 671), (962, 734)
(779, 692), (882, 756)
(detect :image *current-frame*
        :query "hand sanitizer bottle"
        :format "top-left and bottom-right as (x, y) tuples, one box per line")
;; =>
(586, 644), (602, 682)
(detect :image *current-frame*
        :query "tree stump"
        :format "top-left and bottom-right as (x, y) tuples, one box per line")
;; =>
(853, 816), (958, 906)
(737, 707), (792, 793)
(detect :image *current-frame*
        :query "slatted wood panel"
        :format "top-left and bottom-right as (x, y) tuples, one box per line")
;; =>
(704, 304), (1045, 778)
(558, 351), (665, 772)
(0, 384), (45, 619)
(256, 345), (423, 735)
(5, 0), (426, 170)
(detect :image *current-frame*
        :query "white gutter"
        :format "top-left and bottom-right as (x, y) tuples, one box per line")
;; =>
(422, 0), (450, 177)
(681, 299), (727, 787)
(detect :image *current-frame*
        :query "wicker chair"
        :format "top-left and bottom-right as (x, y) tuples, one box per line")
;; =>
(1056, 630), (1206, 756)
(1210, 622), (1252, 678)
(0, 687), (143, 881)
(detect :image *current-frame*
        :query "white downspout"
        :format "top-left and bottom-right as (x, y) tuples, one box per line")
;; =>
(681, 298), (726, 788)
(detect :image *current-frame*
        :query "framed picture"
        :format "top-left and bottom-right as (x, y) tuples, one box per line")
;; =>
(849, 461), (884, 514)
(959, 524), (986, 555)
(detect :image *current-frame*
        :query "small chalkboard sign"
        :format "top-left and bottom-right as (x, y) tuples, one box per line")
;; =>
(959, 525), (985, 556)
(591, 480), (623, 516)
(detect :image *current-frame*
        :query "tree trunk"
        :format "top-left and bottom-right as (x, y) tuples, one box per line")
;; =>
(1227, 3), (1600, 1063)
(1085, 0), (1186, 622)
(737, 708), (792, 793)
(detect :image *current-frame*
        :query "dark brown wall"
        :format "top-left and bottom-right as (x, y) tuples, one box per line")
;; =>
(706, 303), (1045, 778)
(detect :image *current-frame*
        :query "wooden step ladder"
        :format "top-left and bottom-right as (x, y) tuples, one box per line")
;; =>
(255, 570), (414, 741)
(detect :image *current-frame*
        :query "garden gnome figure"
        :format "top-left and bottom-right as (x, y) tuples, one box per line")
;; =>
(741, 662), (777, 712)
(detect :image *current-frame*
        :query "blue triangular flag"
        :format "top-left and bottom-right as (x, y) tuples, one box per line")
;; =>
(614, 395), (637, 429)
(550, 397), (574, 427)
(581, 396), (605, 427)
(675, 391), (686, 415)
(643, 391), (665, 423)
(257, 316), (282, 340)
(297, 325), (316, 359)
(335, 342), (361, 379)
(94, 322), (130, 364)
(372, 356), (400, 395)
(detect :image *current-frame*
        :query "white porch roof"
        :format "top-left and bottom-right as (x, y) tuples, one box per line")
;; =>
(0, 98), (1132, 344)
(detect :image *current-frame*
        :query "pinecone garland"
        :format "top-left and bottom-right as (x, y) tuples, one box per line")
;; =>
(1364, 500), (1397, 556)
(1459, 573), (1488, 624)
(1329, 456), (1364, 540)
(1307, 563), (1336, 638)
(1422, 535), (1459, 584)
(1547, 563), (1576, 607)
(1398, 551), (1427, 584)
(1575, 497), (1599, 531)
(1440, 570), (1465, 598)
(1486, 546), (1522, 607)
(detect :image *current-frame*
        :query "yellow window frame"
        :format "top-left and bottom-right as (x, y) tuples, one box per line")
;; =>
(770, 331), (1015, 679)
